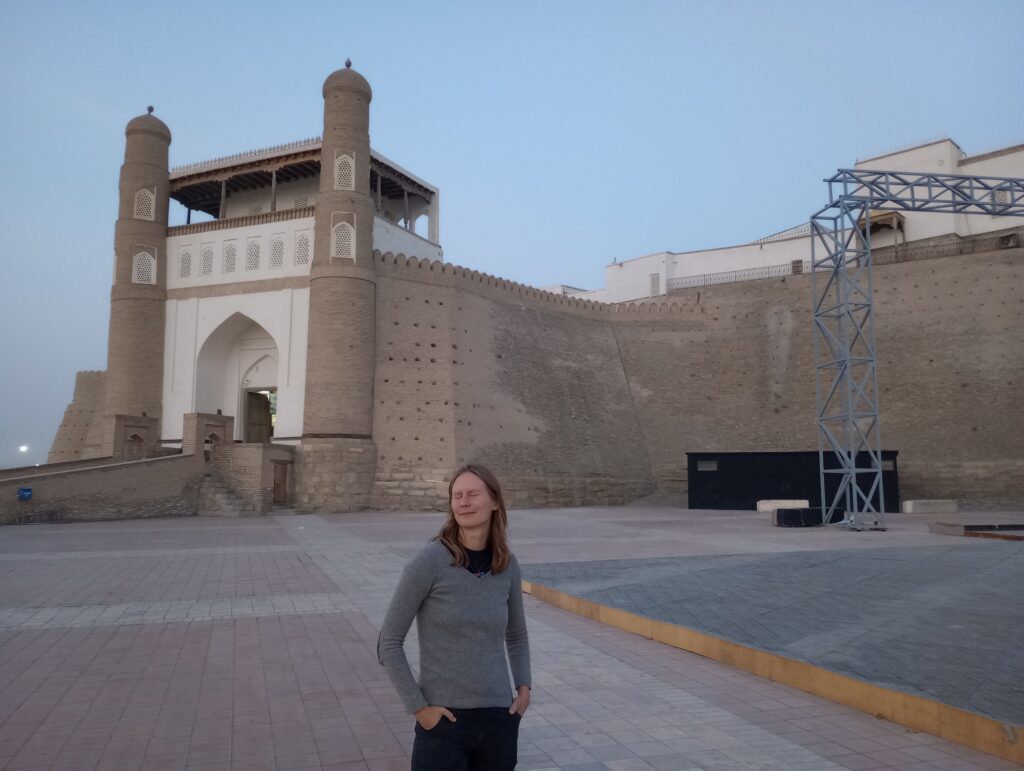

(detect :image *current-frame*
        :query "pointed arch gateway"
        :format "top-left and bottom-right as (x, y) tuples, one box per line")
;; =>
(194, 313), (280, 442)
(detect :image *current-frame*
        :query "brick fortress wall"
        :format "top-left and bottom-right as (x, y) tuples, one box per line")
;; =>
(0, 454), (204, 524)
(613, 240), (1024, 508)
(372, 231), (1024, 510)
(372, 254), (654, 509)
(44, 229), (1024, 512)
(48, 370), (108, 462)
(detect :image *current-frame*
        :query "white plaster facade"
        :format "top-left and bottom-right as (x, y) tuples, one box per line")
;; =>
(168, 218), (314, 289)
(161, 288), (310, 445)
(160, 215), (440, 446)
(373, 216), (443, 262)
(157, 138), (444, 448)
(582, 139), (1024, 303)
(167, 215), (442, 291)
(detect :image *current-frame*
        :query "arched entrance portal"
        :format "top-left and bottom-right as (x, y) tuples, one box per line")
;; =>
(195, 313), (280, 442)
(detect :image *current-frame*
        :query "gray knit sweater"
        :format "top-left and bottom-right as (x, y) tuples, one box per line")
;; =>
(377, 540), (531, 715)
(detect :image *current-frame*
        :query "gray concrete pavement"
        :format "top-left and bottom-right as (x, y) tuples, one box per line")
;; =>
(522, 544), (1023, 725)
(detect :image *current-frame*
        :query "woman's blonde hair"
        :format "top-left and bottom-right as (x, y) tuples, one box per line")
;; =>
(436, 464), (511, 574)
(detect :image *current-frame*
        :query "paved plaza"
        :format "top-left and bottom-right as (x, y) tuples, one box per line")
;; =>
(520, 511), (1024, 727)
(0, 504), (1020, 770)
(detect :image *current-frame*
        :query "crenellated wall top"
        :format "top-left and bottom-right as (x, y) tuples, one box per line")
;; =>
(372, 250), (716, 320)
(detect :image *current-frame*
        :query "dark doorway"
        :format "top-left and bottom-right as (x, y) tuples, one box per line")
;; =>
(246, 390), (274, 442)
(273, 463), (289, 505)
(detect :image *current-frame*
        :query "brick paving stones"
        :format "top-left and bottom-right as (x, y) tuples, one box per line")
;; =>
(0, 506), (1019, 770)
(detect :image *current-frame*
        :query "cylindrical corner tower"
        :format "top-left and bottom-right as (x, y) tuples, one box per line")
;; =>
(296, 62), (378, 511)
(104, 110), (171, 453)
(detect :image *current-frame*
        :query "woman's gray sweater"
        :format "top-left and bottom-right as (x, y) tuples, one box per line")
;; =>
(377, 540), (531, 715)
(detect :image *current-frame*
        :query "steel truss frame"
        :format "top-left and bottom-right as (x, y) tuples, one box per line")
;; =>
(811, 169), (1024, 530)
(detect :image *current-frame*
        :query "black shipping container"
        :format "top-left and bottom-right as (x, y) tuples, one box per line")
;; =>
(686, 451), (900, 512)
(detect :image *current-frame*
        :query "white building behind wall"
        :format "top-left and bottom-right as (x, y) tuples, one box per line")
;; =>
(575, 138), (1024, 303)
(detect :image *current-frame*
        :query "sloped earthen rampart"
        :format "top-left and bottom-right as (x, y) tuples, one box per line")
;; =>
(0, 454), (204, 524)
(48, 370), (108, 462)
(371, 253), (658, 508)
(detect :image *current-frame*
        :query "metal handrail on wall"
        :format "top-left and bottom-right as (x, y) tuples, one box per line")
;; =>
(666, 260), (825, 290)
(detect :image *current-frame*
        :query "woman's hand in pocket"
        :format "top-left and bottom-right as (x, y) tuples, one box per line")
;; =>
(508, 685), (531, 717)
(415, 705), (456, 730)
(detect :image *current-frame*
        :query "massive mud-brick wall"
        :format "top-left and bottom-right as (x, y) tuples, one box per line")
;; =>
(370, 235), (1024, 511)
(451, 286), (653, 506)
(613, 242), (1024, 508)
(371, 272), (458, 507)
(869, 247), (1023, 506)
(371, 253), (656, 509)
(48, 371), (109, 463)
(612, 280), (816, 493)
(47, 234), (1023, 510)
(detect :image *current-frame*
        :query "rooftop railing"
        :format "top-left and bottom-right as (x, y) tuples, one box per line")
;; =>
(167, 207), (315, 237)
(754, 223), (812, 243)
(666, 260), (825, 291)
(171, 138), (321, 175)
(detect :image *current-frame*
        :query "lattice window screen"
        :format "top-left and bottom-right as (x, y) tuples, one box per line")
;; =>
(335, 155), (355, 191)
(294, 196), (308, 208)
(270, 236), (285, 268)
(179, 250), (192, 279)
(246, 239), (261, 271)
(134, 189), (155, 220)
(332, 222), (354, 260)
(224, 243), (237, 273)
(132, 251), (155, 284)
(249, 206), (263, 216)
(200, 246), (214, 276)
(295, 233), (311, 265)
(649, 273), (661, 296)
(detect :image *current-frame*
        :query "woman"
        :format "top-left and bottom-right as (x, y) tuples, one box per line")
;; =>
(378, 464), (531, 770)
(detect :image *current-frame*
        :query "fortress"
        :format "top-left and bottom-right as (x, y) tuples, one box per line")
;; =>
(5, 63), (1021, 520)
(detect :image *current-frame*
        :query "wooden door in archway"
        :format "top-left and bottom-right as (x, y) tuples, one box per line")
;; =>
(246, 391), (273, 443)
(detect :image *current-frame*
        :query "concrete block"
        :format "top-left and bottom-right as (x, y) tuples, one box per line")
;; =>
(902, 499), (958, 514)
(757, 499), (809, 513)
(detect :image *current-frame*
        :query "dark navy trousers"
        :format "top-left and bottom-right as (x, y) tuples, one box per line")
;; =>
(411, 707), (521, 770)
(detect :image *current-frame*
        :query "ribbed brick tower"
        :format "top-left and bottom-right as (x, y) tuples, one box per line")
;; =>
(296, 62), (378, 511)
(103, 110), (171, 454)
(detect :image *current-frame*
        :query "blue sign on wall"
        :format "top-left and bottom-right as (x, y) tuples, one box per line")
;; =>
(17, 488), (32, 501)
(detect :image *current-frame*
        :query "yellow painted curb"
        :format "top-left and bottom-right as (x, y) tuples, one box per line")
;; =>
(520, 580), (1022, 765)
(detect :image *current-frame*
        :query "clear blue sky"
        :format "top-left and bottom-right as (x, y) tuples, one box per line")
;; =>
(1, 0), (1022, 467)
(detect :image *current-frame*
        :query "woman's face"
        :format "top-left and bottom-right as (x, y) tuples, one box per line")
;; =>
(450, 472), (496, 533)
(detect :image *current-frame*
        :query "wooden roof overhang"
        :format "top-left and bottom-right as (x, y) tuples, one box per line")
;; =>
(370, 158), (434, 203)
(169, 146), (435, 219)
(170, 150), (321, 218)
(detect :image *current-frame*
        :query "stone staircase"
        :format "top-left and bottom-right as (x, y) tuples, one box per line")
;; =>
(198, 471), (260, 517)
